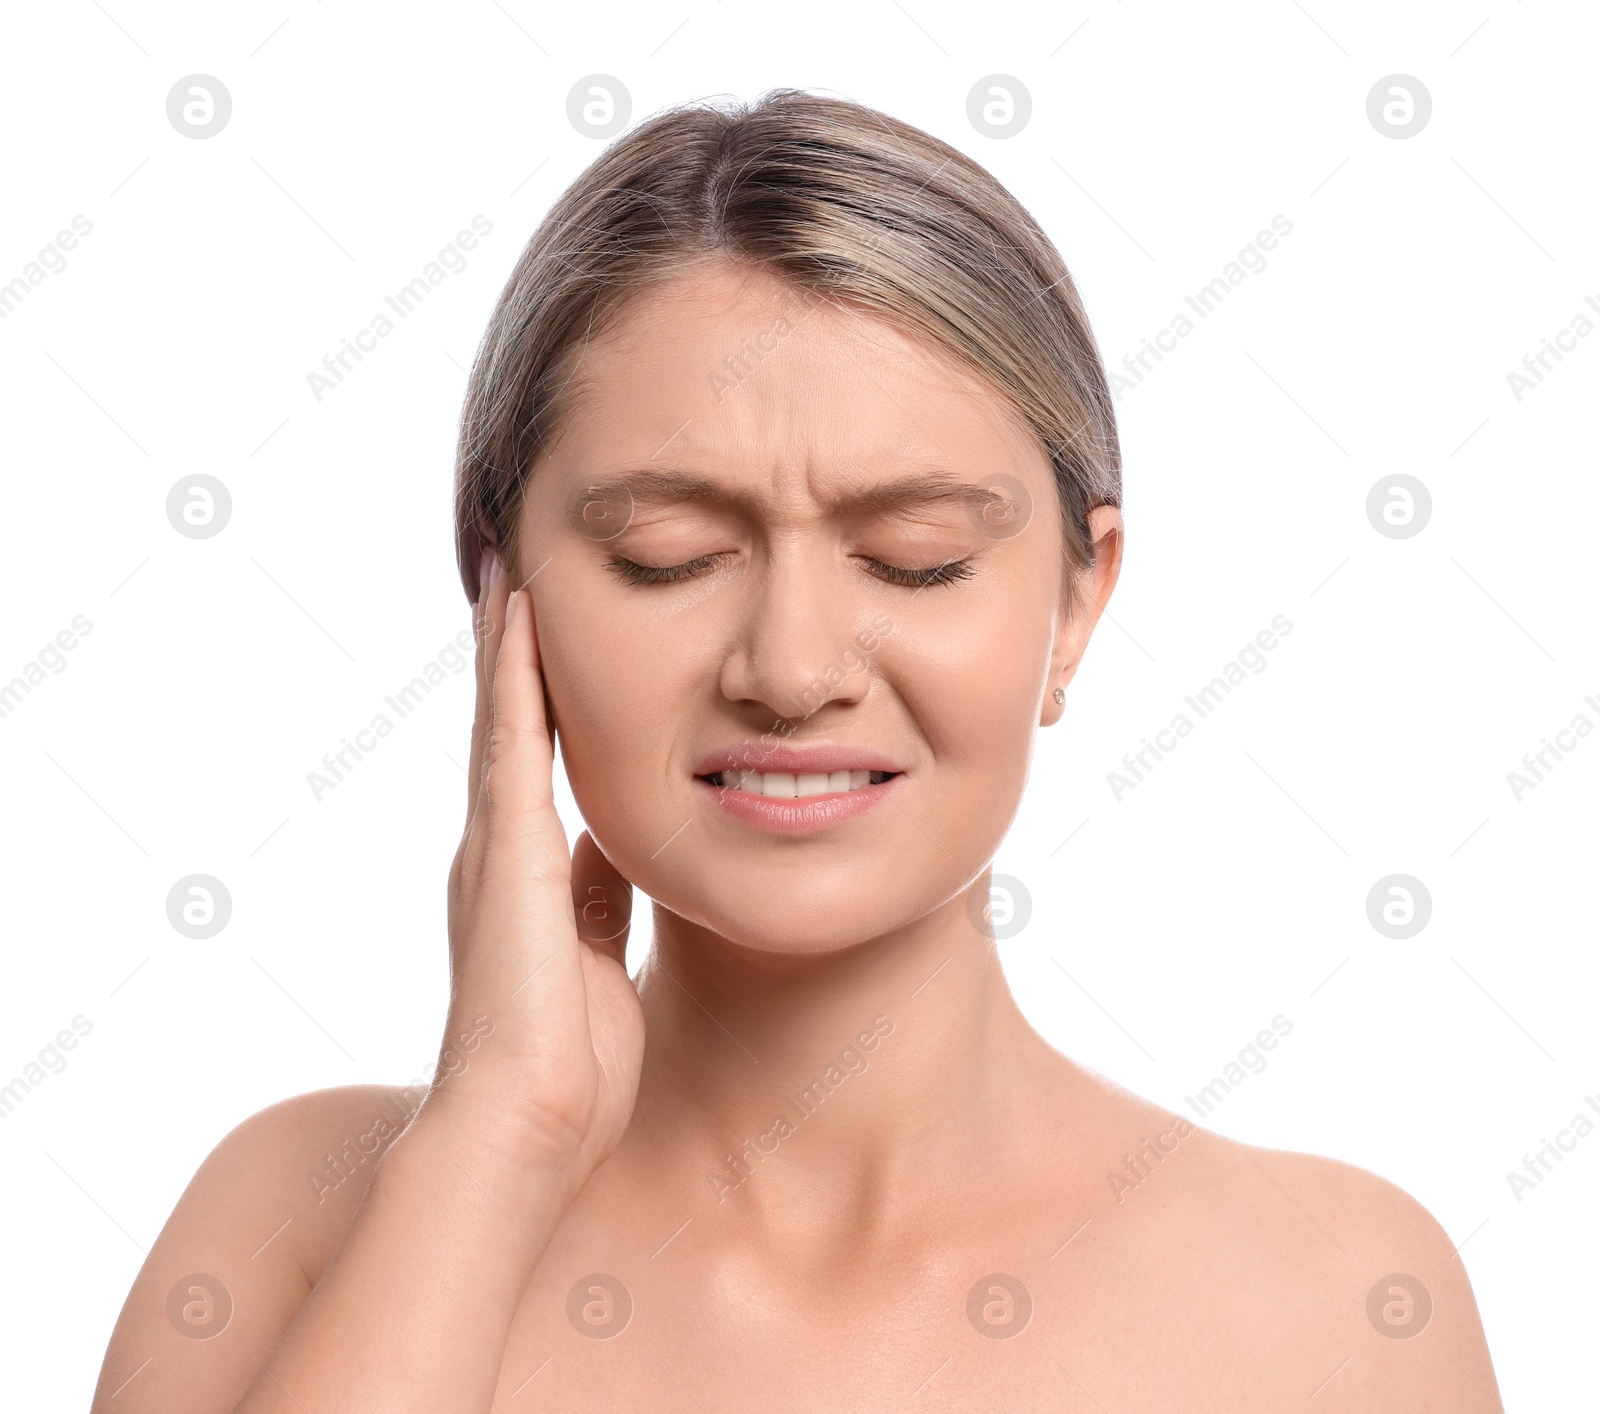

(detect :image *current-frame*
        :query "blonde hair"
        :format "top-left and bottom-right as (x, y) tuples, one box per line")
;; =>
(454, 87), (1120, 603)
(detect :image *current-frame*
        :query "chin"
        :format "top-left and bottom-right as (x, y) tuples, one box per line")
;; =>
(627, 830), (987, 956)
(576, 758), (1022, 953)
(658, 892), (919, 955)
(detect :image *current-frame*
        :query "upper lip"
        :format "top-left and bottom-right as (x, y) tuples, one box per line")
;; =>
(694, 742), (906, 776)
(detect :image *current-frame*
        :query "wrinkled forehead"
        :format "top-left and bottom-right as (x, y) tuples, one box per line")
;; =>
(534, 261), (1049, 516)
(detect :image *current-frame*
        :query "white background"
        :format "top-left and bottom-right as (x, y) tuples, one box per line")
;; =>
(1, 0), (1595, 1407)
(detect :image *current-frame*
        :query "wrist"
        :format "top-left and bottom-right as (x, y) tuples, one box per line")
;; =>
(403, 1078), (597, 1204)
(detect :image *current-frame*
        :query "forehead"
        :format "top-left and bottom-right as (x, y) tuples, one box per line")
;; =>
(541, 258), (1045, 504)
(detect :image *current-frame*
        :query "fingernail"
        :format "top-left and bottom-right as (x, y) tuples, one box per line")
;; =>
(478, 548), (495, 603)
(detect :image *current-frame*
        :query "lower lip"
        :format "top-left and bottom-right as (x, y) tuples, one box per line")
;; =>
(694, 774), (903, 835)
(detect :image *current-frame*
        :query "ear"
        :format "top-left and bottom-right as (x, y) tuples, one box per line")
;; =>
(1041, 505), (1124, 726)
(462, 521), (501, 605)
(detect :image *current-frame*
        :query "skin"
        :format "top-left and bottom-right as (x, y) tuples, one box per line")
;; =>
(91, 257), (1501, 1413)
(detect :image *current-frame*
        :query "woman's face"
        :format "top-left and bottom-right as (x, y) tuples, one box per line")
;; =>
(514, 257), (1119, 953)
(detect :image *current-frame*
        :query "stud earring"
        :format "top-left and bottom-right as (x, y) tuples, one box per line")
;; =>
(1053, 687), (1066, 705)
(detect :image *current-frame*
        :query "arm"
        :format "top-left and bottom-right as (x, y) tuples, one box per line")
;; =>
(229, 1093), (588, 1412)
(90, 552), (645, 1413)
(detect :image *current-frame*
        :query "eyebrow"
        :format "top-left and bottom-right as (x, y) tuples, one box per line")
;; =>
(582, 467), (999, 516)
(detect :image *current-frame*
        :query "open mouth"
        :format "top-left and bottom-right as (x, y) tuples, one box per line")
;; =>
(702, 769), (899, 797)
(691, 746), (907, 834)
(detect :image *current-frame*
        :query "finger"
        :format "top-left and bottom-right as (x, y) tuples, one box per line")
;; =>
(464, 549), (509, 829)
(453, 585), (579, 1015)
(473, 586), (566, 891)
(571, 829), (634, 970)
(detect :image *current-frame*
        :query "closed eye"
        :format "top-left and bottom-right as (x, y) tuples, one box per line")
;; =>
(604, 552), (975, 589)
(605, 552), (728, 586)
(859, 556), (975, 588)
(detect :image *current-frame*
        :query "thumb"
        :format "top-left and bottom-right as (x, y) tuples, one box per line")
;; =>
(570, 829), (634, 969)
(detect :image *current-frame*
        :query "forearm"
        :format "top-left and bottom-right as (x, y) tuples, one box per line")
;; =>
(234, 1099), (583, 1413)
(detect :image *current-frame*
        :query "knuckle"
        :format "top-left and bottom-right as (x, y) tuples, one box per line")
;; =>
(485, 721), (547, 760)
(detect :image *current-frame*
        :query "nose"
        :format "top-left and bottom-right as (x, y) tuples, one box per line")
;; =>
(717, 539), (874, 723)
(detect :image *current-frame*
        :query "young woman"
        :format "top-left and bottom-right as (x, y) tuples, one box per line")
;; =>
(93, 89), (1499, 1412)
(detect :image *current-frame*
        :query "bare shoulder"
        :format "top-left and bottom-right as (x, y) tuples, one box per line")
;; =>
(91, 1083), (420, 1412)
(1214, 1136), (1503, 1409)
(160, 1084), (424, 1270)
(1050, 1070), (1502, 1411)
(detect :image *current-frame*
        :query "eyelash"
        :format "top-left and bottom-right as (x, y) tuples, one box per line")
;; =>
(865, 556), (976, 588)
(605, 553), (724, 587)
(604, 553), (976, 589)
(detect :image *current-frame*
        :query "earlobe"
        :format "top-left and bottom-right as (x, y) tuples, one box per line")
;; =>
(1040, 682), (1067, 727)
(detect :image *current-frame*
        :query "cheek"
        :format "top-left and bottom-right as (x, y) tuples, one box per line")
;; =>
(868, 602), (1048, 863)
(887, 598), (1049, 765)
(536, 596), (652, 758)
(532, 584), (705, 826)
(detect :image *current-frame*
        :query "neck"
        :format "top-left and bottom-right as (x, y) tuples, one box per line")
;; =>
(618, 880), (1060, 1238)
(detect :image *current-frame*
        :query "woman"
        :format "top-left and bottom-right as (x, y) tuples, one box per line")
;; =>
(93, 89), (1499, 1411)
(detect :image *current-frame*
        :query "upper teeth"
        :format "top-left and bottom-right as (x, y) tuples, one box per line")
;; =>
(717, 769), (880, 797)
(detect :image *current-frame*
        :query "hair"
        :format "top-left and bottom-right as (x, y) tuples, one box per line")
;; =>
(453, 87), (1121, 606)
